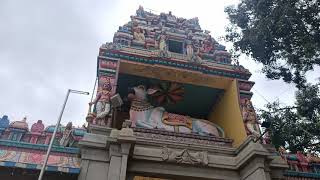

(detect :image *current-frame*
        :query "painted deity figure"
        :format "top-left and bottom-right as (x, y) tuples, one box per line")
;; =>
(136, 5), (145, 18)
(166, 11), (177, 23)
(186, 42), (194, 61)
(128, 85), (224, 137)
(201, 36), (213, 53)
(89, 82), (112, 127)
(59, 122), (73, 147)
(192, 48), (203, 64)
(133, 28), (145, 43)
(187, 17), (201, 29)
(158, 34), (169, 57)
(241, 98), (261, 138)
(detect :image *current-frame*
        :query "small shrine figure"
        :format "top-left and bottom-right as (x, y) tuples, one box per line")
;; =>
(166, 11), (177, 23)
(89, 82), (112, 127)
(158, 34), (169, 57)
(186, 41), (194, 61)
(133, 28), (145, 43)
(241, 99), (261, 139)
(59, 122), (74, 147)
(136, 5), (145, 18)
(192, 48), (203, 64)
(187, 17), (201, 29)
(263, 128), (272, 144)
(201, 36), (213, 53)
(296, 151), (309, 172)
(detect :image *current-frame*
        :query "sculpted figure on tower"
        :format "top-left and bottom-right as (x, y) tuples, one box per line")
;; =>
(60, 122), (74, 147)
(89, 82), (112, 127)
(241, 98), (261, 138)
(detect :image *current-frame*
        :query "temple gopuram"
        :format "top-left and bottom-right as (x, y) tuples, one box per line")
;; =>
(0, 116), (84, 179)
(1, 6), (320, 180)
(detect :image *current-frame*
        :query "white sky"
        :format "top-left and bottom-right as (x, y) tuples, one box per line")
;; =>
(1, 0), (318, 128)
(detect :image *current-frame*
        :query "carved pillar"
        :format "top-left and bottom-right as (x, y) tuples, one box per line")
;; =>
(78, 133), (109, 180)
(240, 157), (269, 180)
(107, 144), (122, 180)
(78, 128), (135, 180)
(120, 143), (131, 180)
(107, 128), (134, 180)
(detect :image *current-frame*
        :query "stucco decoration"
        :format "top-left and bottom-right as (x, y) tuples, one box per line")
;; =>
(128, 85), (224, 137)
(133, 130), (232, 147)
(240, 98), (261, 138)
(9, 117), (28, 130)
(0, 115), (10, 129)
(161, 147), (208, 166)
(59, 122), (74, 147)
(0, 149), (80, 168)
(30, 120), (45, 133)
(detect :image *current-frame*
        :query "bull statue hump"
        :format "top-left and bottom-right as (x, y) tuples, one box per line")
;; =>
(128, 85), (224, 137)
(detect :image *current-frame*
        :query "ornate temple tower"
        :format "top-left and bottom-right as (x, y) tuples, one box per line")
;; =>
(1, 7), (320, 180)
(79, 6), (288, 180)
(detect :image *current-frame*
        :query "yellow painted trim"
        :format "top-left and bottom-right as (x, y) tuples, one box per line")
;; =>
(119, 60), (233, 89)
(208, 80), (247, 147)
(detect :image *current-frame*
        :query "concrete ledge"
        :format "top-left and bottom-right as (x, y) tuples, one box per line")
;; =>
(87, 124), (113, 136)
(79, 133), (108, 149)
(81, 148), (110, 162)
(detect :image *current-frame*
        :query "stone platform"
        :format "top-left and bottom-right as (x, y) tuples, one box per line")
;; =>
(78, 127), (288, 180)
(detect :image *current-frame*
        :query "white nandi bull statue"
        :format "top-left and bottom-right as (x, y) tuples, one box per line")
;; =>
(128, 85), (225, 137)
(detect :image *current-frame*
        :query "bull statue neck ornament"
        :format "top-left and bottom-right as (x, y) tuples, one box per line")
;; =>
(128, 85), (224, 137)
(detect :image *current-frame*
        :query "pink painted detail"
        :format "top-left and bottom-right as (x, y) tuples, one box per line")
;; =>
(296, 151), (309, 172)
(45, 135), (51, 145)
(163, 112), (192, 129)
(99, 75), (117, 96)
(30, 136), (37, 144)
(31, 120), (44, 133)
(99, 60), (118, 70)
(1, 146), (78, 157)
(9, 150), (81, 168)
(29, 120), (45, 144)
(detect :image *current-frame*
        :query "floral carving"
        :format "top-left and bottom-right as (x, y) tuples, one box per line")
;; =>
(161, 147), (208, 166)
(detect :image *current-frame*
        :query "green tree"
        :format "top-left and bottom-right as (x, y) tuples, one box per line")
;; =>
(225, 0), (320, 152)
(225, 0), (320, 88)
(259, 84), (320, 153)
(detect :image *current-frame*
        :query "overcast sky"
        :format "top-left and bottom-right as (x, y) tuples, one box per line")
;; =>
(1, 0), (318, 128)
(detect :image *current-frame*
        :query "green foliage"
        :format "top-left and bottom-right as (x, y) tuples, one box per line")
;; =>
(259, 84), (320, 153)
(225, 0), (320, 88)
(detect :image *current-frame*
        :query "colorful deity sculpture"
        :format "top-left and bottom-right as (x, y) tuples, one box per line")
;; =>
(110, 6), (235, 65)
(186, 42), (194, 61)
(89, 82), (113, 127)
(59, 122), (74, 147)
(128, 85), (224, 137)
(133, 27), (145, 43)
(136, 5), (145, 18)
(241, 98), (261, 139)
(158, 34), (170, 57)
(201, 36), (213, 53)
(30, 120), (45, 144)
